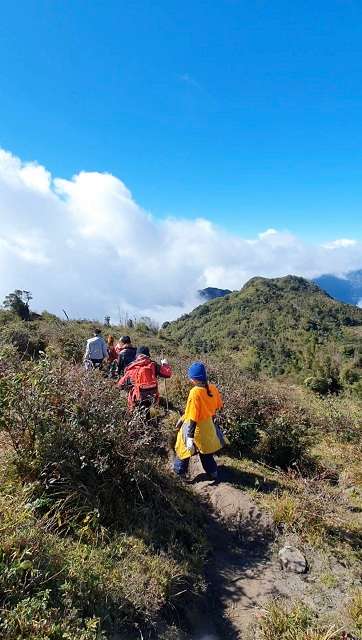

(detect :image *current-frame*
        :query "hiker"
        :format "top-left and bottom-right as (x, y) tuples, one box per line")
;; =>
(174, 362), (227, 481)
(84, 328), (108, 370)
(117, 346), (172, 411)
(117, 335), (137, 376)
(107, 335), (118, 377)
(107, 335), (118, 361)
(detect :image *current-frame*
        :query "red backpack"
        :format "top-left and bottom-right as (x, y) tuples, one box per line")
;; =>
(133, 360), (159, 404)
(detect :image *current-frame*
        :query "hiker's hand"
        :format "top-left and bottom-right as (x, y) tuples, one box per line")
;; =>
(186, 437), (195, 452)
(161, 358), (168, 365)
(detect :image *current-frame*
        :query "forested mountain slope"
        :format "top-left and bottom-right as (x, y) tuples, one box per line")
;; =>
(164, 275), (362, 378)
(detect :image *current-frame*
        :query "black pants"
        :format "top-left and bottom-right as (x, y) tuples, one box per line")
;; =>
(90, 358), (103, 370)
(174, 454), (218, 477)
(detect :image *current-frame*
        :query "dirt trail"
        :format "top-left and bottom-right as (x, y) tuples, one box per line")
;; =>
(185, 457), (307, 640)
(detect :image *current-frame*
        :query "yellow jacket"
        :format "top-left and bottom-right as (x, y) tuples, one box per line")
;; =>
(175, 383), (227, 460)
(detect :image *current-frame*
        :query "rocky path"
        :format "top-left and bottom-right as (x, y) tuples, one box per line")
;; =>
(185, 457), (307, 640)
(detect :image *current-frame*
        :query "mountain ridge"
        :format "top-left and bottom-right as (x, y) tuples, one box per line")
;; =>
(165, 275), (362, 379)
(314, 269), (362, 306)
(197, 269), (362, 306)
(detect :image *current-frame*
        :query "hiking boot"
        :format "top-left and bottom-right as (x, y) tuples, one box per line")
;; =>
(174, 471), (192, 484)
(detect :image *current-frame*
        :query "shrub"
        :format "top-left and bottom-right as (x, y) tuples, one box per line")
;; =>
(302, 393), (362, 446)
(341, 368), (360, 385)
(0, 357), (198, 537)
(55, 325), (87, 362)
(223, 420), (260, 457)
(304, 376), (330, 395)
(255, 414), (311, 468)
(0, 354), (208, 637)
(0, 323), (47, 358)
(214, 371), (314, 468)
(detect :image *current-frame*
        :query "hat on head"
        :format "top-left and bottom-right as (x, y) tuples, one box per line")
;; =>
(188, 361), (207, 383)
(137, 346), (150, 357)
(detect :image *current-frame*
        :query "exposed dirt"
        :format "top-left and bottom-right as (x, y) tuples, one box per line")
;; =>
(182, 457), (317, 640)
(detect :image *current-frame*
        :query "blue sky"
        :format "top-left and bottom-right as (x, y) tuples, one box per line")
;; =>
(1, 0), (362, 242)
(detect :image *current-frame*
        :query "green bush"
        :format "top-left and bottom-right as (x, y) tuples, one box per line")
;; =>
(54, 326), (87, 362)
(255, 415), (310, 468)
(0, 357), (195, 533)
(0, 323), (47, 358)
(224, 420), (260, 457)
(212, 369), (314, 468)
(352, 379), (362, 400)
(304, 376), (330, 395)
(0, 354), (208, 637)
(342, 367), (360, 385)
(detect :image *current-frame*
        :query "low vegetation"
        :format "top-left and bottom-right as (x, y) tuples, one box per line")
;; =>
(163, 276), (362, 396)
(0, 350), (207, 639)
(258, 600), (343, 640)
(0, 285), (361, 638)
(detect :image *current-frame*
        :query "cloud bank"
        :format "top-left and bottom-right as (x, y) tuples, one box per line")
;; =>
(1, 147), (362, 322)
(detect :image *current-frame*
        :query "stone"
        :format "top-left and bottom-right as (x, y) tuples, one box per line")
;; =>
(278, 545), (307, 574)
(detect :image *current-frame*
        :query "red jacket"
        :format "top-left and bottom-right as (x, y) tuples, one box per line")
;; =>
(107, 346), (118, 362)
(118, 355), (172, 410)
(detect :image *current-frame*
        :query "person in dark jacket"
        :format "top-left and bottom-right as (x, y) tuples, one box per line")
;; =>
(117, 336), (137, 376)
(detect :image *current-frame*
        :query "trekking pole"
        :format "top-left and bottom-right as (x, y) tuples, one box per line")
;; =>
(161, 350), (169, 412)
(164, 378), (169, 413)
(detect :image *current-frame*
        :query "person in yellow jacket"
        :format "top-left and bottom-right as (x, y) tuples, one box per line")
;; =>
(174, 361), (227, 480)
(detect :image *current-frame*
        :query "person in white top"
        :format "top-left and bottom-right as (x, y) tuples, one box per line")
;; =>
(84, 328), (108, 369)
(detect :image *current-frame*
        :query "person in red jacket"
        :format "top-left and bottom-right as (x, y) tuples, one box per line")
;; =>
(107, 335), (118, 362)
(118, 346), (172, 411)
(105, 335), (118, 378)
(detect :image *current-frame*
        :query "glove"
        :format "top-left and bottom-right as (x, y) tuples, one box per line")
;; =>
(186, 437), (195, 453)
(160, 358), (168, 365)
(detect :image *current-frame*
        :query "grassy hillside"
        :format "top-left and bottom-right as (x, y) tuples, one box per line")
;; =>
(163, 275), (362, 389)
(0, 305), (361, 638)
(0, 349), (208, 639)
(0, 309), (178, 363)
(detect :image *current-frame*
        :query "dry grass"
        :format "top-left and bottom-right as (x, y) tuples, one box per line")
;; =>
(347, 588), (362, 632)
(223, 450), (362, 560)
(258, 600), (343, 640)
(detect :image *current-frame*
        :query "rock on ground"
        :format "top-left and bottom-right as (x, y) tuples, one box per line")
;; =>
(278, 545), (308, 574)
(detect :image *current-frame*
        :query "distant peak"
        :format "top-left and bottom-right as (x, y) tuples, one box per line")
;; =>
(242, 275), (320, 293)
(198, 287), (232, 300)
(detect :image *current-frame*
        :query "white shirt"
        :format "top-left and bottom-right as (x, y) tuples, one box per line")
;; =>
(85, 335), (108, 360)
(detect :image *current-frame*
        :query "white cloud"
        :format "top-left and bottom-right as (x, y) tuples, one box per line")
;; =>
(1, 147), (362, 322)
(323, 238), (358, 249)
(0, 231), (50, 265)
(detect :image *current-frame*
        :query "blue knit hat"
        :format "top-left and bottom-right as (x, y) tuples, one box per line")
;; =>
(188, 361), (207, 383)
